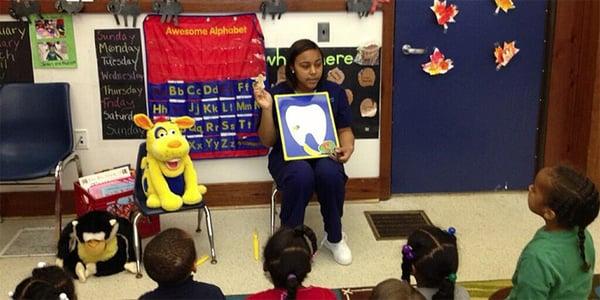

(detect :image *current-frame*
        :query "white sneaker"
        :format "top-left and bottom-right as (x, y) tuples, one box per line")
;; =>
(321, 233), (352, 265)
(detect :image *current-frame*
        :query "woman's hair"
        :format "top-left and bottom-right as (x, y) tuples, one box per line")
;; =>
(370, 278), (426, 300)
(401, 226), (458, 300)
(12, 266), (76, 300)
(285, 39), (325, 89)
(143, 228), (197, 286)
(263, 225), (318, 300)
(546, 165), (600, 271)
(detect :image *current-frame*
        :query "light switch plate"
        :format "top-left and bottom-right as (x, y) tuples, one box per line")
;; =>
(318, 22), (330, 42)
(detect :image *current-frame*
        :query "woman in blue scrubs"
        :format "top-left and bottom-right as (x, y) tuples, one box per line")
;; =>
(253, 39), (355, 265)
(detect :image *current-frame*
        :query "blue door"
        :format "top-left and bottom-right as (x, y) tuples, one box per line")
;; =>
(391, 0), (548, 193)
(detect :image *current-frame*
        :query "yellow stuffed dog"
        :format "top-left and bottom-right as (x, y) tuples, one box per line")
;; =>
(133, 114), (206, 211)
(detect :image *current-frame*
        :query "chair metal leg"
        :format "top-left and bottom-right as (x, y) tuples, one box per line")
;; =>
(202, 206), (217, 264)
(53, 153), (83, 241)
(270, 187), (278, 235)
(54, 164), (64, 241)
(132, 211), (144, 278)
(196, 208), (202, 232)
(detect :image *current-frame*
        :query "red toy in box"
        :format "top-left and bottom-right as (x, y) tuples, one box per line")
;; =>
(74, 181), (160, 238)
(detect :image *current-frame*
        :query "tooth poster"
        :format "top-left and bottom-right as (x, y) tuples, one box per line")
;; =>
(28, 14), (77, 68)
(266, 47), (380, 139)
(143, 14), (268, 159)
(274, 92), (339, 161)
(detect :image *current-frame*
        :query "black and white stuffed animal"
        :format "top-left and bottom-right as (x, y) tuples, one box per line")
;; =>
(56, 210), (137, 282)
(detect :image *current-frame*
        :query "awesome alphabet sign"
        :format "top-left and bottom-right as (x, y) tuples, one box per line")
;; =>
(144, 14), (268, 159)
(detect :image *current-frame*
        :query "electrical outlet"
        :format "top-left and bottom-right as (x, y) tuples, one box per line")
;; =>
(318, 22), (330, 42)
(74, 129), (89, 150)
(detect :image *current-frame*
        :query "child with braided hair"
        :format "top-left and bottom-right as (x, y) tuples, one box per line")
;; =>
(506, 165), (599, 299)
(401, 226), (470, 300)
(11, 263), (76, 300)
(248, 225), (336, 300)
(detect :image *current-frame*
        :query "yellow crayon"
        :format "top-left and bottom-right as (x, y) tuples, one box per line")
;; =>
(253, 229), (260, 261)
(196, 255), (209, 266)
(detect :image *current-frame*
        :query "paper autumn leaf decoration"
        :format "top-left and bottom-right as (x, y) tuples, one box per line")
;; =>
(431, 0), (459, 32)
(494, 0), (515, 14)
(494, 41), (520, 70)
(422, 48), (454, 75)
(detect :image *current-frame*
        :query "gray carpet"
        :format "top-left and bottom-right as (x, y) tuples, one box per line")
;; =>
(0, 227), (55, 258)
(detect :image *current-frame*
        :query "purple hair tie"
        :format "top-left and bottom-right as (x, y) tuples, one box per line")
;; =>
(287, 273), (297, 281)
(402, 244), (415, 260)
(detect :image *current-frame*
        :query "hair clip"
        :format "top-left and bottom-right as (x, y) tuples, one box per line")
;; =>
(447, 273), (457, 282)
(287, 273), (297, 280)
(446, 227), (456, 236)
(37, 262), (48, 268)
(402, 244), (415, 260)
(59, 292), (69, 300)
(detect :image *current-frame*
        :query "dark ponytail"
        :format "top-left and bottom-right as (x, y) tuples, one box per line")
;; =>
(263, 225), (318, 300)
(401, 226), (458, 300)
(433, 277), (455, 300)
(547, 165), (600, 272)
(13, 266), (76, 300)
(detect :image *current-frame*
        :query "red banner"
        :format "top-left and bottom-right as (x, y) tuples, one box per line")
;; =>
(144, 14), (268, 159)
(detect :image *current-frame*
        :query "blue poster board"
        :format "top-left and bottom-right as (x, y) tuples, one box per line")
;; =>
(274, 92), (339, 161)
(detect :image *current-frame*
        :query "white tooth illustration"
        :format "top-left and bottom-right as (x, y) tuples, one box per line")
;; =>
(285, 104), (327, 150)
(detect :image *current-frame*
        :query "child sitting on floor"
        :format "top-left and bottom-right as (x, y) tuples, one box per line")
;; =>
(370, 278), (425, 300)
(247, 225), (336, 300)
(11, 263), (76, 300)
(401, 226), (469, 300)
(139, 228), (224, 300)
(506, 165), (599, 299)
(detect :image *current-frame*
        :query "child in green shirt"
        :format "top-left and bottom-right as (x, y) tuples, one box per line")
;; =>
(507, 165), (599, 299)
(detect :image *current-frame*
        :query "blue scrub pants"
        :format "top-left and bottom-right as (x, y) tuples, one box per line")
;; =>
(269, 157), (347, 243)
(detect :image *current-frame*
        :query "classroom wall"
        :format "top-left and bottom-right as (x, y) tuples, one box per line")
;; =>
(0, 12), (382, 190)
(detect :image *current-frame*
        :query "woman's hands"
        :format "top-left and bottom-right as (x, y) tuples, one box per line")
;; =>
(253, 82), (273, 111)
(331, 127), (355, 164)
(331, 145), (354, 164)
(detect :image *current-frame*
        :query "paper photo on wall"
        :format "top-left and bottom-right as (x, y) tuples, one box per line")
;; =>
(274, 92), (340, 161)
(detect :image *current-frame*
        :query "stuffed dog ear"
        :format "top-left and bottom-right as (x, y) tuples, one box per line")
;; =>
(172, 116), (195, 129)
(134, 114), (154, 130)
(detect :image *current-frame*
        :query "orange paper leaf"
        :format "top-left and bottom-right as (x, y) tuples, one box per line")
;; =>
(494, 0), (515, 14)
(422, 48), (454, 75)
(494, 41), (520, 70)
(431, 0), (459, 32)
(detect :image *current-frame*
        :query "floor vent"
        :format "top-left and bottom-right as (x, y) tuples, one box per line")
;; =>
(364, 210), (433, 240)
